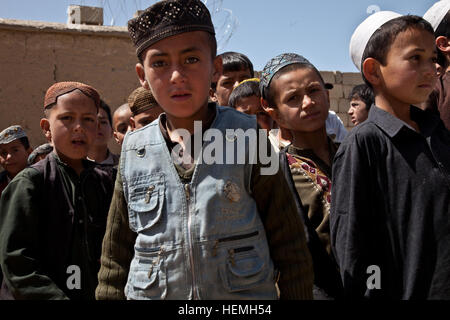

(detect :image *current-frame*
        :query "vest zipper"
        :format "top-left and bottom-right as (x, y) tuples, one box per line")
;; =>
(184, 183), (198, 299)
(212, 231), (259, 256)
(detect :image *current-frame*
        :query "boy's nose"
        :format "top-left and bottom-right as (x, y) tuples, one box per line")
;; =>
(170, 66), (187, 83)
(73, 120), (85, 132)
(424, 60), (439, 78)
(302, 95), (313, 109)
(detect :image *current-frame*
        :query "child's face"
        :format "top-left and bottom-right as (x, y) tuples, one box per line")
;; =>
(0, 140), (30, 177)
(235, 95), (261, 115)
(113, 108), (131, 145)
(267, 67), (330, 133)
(94, 108), (113, 147)
(235, 95), (273, 131)
(348, 97), (369, 126)
(138, 31), (221, 122)
(42, 90), (98, 163)
(378, 28), (437, 106)
(131, 106), (164, 130)
(215, 68), (253, 106)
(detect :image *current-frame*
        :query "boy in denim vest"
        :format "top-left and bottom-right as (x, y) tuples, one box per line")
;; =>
(96, 0), (313, 300)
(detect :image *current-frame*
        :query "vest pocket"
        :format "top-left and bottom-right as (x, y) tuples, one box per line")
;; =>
(128, 173), (165, 232)
(219, 247), (270, 293)
(127, 249), (167, 300)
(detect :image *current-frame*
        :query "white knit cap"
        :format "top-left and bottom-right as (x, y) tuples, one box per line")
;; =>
(350, 11), (401, 71)
(423, 0), (450, 31)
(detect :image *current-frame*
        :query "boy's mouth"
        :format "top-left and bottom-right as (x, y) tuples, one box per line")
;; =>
(171, 92), (192, 101)
(71, 139), (86, 146)
(302, 111), (321, 120)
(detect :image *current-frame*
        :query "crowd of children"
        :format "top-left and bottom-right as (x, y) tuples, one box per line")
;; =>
(0, 0), (448, 300)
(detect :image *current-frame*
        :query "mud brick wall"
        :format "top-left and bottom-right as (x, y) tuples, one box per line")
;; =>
(0, 19), (140, 155)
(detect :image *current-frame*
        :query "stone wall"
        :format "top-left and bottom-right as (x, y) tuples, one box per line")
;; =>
(0, 19), (362, 158)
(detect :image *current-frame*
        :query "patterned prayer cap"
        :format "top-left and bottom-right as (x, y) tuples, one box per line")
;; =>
(44, 81), (100, 110)
(128, 87), (160, 116)
(260, 53), (326, 99)
(128, 0), (215, 59)
(27, 143), (53, 165)
(0, 125), (27, 145)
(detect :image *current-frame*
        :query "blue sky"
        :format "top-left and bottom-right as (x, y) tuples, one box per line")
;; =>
(0, 0), (438, 72)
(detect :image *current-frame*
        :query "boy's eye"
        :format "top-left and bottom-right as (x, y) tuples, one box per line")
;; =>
(61, 116), (72, 121)
(185, 57), (199, 64)
(151, 60), (167, 68)
(288, 94), (300, 102)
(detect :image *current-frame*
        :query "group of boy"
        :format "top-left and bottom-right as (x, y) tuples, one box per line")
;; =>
(0, 0), (449, 300)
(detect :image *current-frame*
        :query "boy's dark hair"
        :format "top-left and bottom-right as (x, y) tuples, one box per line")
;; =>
(349, 84), (374, 110)
(211, 51), (254, 90)
(265, 64), (326, 107)
(100, 100), (113, 126)
(228, 80), (260, 109)
(18, 136), (30, 150)
(361, 15), (435, 87)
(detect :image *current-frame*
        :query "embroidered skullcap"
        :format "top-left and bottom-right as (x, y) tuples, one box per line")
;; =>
(0, 125), (27, 145)
(128, 0), (215, 58)
(128, 87), (160, 116)
(423, 0), (450, 31)
(349, 11), (401, 71)
(44, 82), (100, 110)
(260, 53), (327, 99)
(27, 143), (53, 165)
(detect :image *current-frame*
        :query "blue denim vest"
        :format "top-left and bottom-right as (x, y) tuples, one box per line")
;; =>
(121, 106), (277, 300)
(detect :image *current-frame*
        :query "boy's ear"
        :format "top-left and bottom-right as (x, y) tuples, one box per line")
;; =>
(26, 147), (33, 156)
(113, 132), (121, 145)
(212, 56), (223, 84)
(136, 63), (150, 90)
(436, 36), (450, 53)
(362, 58), (381, 86)
(40, 118), (52, 142)
(209, 88), (218, 102)
(129, 117), (136, 130)
(261, 97), (280, 124)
